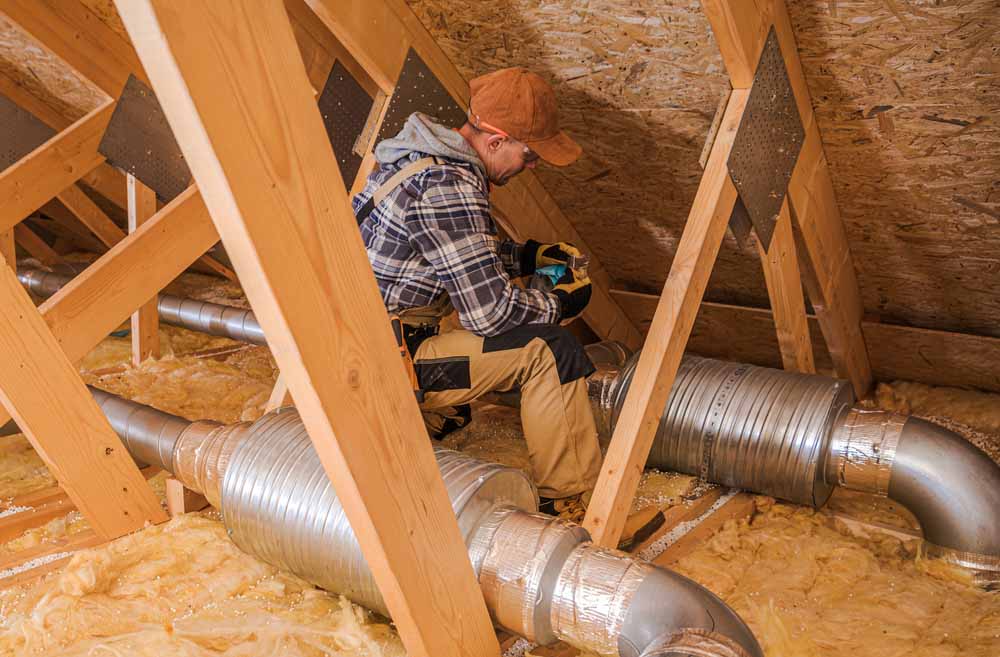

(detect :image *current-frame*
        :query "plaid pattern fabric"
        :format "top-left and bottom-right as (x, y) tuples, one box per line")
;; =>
(352, 152), (560, 336)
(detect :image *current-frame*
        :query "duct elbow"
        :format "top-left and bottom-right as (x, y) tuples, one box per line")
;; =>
(619, 567), (763, 657)
(889, 417), (1000, 576)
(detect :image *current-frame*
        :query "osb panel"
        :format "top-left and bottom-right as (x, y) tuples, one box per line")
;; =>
(407, 0), (1000, 338)
(790, 0), (1000, 335)
(0, 14), (105, 123)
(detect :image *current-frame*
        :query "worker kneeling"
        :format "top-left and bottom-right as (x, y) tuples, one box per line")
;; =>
(352, 67), (601, 502)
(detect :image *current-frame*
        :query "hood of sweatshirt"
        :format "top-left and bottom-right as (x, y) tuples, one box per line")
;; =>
(374, 112), (487, 180)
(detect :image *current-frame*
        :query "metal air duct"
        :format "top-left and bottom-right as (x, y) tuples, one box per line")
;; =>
(87, 386), (762, 657)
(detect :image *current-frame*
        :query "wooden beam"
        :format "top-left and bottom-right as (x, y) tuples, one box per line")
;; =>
(116, 4), (499, 657)
(582, 89), (749, 548)
(56, 184), (126, 248)
(165, 477), (208, 517)
(0, 102), (114, 234)
(0, 261), (167, 540)
(653, 493), (756, 567)
(13, 223), (63, 267)
(266, 374), (294, 412)
(0, 0), (146, 97)
(128, 174), (160, 365)
(0, 187), (221, 433)
(701, 0), (872, 396)
(305, 0), (642, 350)
(611, 290), (1000, 394)
(757, 200), (814, 373)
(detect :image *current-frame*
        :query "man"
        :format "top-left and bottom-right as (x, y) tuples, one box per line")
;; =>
(352, 67), (601, 503)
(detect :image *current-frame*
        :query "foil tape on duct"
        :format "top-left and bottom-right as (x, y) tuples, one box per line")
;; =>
(826, 408), (904, 495)
(550, 544), (653, 657)
(608, 355), (854, 507)
(472, 507), (588, 644)
(220, 408), (537, 617)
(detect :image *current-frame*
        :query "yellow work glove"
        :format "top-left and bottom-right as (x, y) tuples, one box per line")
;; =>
(551, 267), (592, 321)
(521, 239), (583, 275)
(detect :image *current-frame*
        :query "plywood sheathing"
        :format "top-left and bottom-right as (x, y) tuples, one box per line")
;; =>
(0, 14), (105, 124)
(405, 0), (1000, 338)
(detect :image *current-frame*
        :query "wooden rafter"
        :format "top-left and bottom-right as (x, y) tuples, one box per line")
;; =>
(582, 89), (749, 547)
(0, 229), (15, 272)
(0, 260), (167, 540)
(115, 3), (499, 657)
(304, 0), (643, 350)
(13, 223), (63, 267)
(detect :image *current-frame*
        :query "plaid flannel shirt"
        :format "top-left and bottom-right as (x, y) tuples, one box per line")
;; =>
(352, 152), (560, 336)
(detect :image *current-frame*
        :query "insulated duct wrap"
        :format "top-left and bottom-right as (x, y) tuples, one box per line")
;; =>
(550, 544), (653, 656)
(472, 507), (588, 643)
(219, 408), (537, 617)
(605, 355), (854, 507)
(826, 408), (904, 495)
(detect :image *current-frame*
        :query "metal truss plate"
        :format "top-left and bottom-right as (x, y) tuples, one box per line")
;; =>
(0, 93), (55, 172)
(375, 48), (467, 145)
(318, 61), (374, 187)
(98, 74), (192, 203)
(726, 27), (805, 251)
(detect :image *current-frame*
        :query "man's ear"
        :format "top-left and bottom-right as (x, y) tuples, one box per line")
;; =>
(486, 133), (506, 152)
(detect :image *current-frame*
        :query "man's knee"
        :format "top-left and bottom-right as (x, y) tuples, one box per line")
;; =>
(483, 324), (594, 384)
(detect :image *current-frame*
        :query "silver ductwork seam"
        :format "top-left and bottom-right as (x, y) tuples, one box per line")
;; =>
(86, 387), (763, 657)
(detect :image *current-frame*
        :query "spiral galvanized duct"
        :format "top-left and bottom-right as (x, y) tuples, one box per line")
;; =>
(86, 387), (762, 657)
(594, 350), (1000, 580)
(17, 268), (265, 345)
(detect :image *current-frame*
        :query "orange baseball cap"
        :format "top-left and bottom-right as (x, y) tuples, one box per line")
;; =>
(469, 67), (582, 166)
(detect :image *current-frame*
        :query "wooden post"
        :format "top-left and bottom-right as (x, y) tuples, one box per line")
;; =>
(266, 374), (294, 412)
(115, 3), (499, 657)
(127, 174), (160, 365)
(582, 90), (749, 547)
(757, 200), (814, 373)
(0, 262), (167, 539)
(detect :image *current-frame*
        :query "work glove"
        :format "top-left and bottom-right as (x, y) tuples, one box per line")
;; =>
(552, 267), (592, 321)
(520, 239), (582, 275)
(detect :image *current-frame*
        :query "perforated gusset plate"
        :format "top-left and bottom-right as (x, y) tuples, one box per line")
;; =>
(0, 93), (55, 172)
(726, 27), (805, 251)
(318, 61), (374, 187)
(375, 48), (467, 145)
(98, 74), (192, 203)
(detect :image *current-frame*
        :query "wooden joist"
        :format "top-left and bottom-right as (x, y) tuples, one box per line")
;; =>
(653, 494), (756, 567)
(127, 174), (160, 365)
(0, 260), (167, 540)
(0, 102), (114, 234)
(116, 3), (500, 657)
(702, 0), (872, 396)
(304, 0), (643, 349)
(581, 90), (748, 548)
(165, 477), (208, 517)
(265, 374), (294, 413)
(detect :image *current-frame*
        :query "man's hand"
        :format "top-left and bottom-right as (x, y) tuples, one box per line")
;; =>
(521, 239), (582, 275)
(552, 267), (592, 321)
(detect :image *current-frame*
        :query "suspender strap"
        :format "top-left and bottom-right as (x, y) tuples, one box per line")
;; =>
(356, 156), (441, 223)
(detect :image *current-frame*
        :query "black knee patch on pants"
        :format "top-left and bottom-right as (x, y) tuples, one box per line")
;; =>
(483, 324), (595, 385)
(415, 356), (471, 391)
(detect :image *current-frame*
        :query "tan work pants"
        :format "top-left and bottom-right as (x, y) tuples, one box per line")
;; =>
(414, 324), (602, 498)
